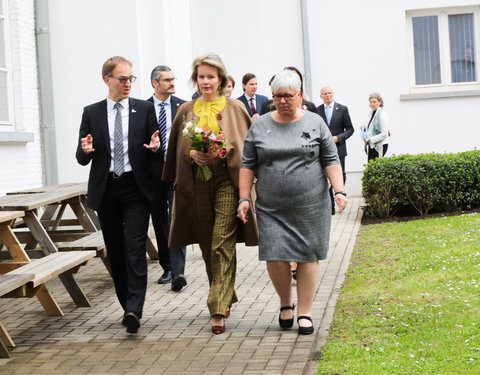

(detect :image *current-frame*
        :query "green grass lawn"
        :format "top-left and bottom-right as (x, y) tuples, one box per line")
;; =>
(317, 213), (480, 375)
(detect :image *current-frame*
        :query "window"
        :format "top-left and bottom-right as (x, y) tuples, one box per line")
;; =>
(407, 6), (479, 93)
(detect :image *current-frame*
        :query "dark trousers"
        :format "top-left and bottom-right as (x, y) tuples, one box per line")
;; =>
(368, 144), (389, 162)
(150, 180), (186, 277)
(97, 173), (149, 318)
(329, 156), (346, 211)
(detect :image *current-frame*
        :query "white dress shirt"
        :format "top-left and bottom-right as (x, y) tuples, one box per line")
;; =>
(107, 97), (132, 173)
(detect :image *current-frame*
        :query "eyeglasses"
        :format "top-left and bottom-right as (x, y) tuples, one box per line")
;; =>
(158, 78), (177, 83)
(110, 75), (137, 84)
(272, 91), (298, 101)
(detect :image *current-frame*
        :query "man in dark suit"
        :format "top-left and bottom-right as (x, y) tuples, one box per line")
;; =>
(147, 65), (187, 291)
(237, 73), (269, 120)
(76, 56), (160, 334)
(317, 86), (354, 214)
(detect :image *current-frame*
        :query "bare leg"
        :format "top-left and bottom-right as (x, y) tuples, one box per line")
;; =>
(295, 261), (320, 327)
(267, 260), (294, 320)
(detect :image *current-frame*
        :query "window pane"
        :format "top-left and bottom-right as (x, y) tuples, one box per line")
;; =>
(0, 19), (5, 67)
(412, 16), (441, 85)
(449, 13), (476, 83)
(0, 71), (9, 121)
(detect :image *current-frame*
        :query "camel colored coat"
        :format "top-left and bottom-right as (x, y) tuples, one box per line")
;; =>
(163, 98), (259, 248)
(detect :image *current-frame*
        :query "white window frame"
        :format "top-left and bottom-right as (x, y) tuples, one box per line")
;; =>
(405, 5), (480, 96)
(0, 0), (13, 128)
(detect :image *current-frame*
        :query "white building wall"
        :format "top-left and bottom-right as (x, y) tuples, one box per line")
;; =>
(44, 0), (479, 195)
(0, 0), (43, 195)
(306, 0), (480, 194)
(307, 0), (480, 186)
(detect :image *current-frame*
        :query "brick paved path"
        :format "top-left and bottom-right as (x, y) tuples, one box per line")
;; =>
(0, 198), (362, 375)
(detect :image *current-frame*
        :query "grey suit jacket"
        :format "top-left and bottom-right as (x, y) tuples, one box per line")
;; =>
(317, 102), (354, 157)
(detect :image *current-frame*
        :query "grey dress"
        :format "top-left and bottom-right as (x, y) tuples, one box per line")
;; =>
(241, 111), (339, 262)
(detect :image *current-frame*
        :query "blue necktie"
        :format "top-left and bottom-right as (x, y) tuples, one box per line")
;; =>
(325, 105), (332, 126)
(158, 102), (167, 153)
(113, 103), (124, 176)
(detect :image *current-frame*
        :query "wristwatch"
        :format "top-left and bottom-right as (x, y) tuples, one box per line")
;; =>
(334, 191), (347, 197)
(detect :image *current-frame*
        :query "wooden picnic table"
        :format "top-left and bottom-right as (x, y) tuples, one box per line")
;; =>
(0, 273), (35, 358)
(0, 182), (158, 259)
(0, 187), (101, 307)
(6, 182), (87, 195)
(0, 210), (96, 357)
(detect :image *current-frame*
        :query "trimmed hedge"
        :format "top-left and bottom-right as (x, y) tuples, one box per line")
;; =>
(361, 150), (480, 217)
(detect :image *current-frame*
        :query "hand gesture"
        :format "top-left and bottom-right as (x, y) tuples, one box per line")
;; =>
(144, 130), (160, 150)
(81, 134), (95, 153)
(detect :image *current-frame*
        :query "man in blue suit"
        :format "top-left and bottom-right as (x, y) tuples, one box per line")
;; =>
(147, 65), (187, 292)
(237, 73), (269, 120)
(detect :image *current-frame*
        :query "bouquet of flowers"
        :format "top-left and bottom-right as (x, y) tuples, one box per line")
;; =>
(182, 117), (227, 181)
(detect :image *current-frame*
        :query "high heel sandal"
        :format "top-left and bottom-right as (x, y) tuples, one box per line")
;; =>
(297, 315), (314, 335)
(279, 304), (295, 329)
(211, 315), (226, 334)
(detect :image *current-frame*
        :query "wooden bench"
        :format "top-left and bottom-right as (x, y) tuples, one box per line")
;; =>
(4, 251), (96, 316)
(57, 231), (112, 276)
(0, 273), (35, 358)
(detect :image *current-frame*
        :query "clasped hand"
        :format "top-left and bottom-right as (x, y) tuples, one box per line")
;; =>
(190, 150), (213, 166)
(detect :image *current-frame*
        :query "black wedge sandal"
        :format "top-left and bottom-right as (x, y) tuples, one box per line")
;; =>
(297, 315), (314, 335)
(279, 304), (295, 329)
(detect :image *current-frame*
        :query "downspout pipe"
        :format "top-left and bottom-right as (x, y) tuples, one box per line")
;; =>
(35, 0), (58, 185)
(300, 0), (313, 101)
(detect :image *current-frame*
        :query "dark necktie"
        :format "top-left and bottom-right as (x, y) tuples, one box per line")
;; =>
(158, 102), (167, 153)
(113, 102), (124, 176)
(250, 97), (256, 115)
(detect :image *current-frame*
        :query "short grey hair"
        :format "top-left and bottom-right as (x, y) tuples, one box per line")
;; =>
(150, 65), (172, 87)
(369, 92), (384, 106)
(270, 69), (301, 93)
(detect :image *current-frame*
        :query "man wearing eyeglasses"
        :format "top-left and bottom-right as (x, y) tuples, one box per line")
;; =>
(147, 65), (187, 291)
(76, 56), (160, 334)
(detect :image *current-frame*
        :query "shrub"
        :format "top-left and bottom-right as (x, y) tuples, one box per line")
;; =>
(362, 150), (480, 217)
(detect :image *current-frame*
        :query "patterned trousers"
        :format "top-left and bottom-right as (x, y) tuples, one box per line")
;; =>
(194, 159), (238, 316)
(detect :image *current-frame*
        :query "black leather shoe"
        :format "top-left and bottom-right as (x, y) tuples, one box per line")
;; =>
(124, 312), (141, 334)
(157, 270), (172, 284)
(297, 315), (314, 335)
(279, 304), (295, 329)
(171, 274), (187, 291)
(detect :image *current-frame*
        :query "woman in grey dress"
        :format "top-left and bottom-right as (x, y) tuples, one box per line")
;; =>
(237, 69), (348, 335)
